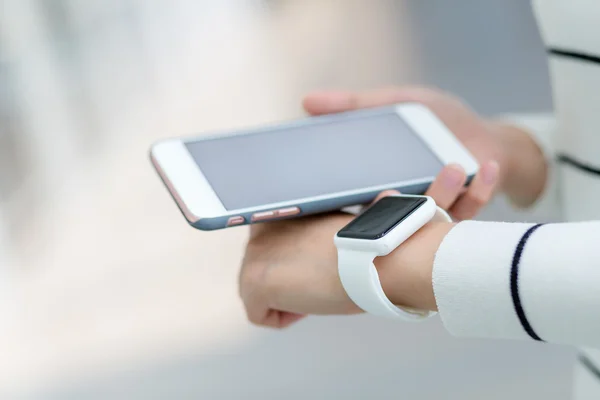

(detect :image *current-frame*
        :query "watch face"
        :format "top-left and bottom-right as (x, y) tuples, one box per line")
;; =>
(337, 196), (427, 240)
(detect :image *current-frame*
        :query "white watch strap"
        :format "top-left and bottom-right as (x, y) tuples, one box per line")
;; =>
(338, 206), (451, 320)
(338, 249), (433, 320)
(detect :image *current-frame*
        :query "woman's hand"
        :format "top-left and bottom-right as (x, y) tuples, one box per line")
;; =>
(303, 86), (505, 220)
(239, 190), (454, 329)
(239, 212), (356, 328)
(238, 85), (537, 329)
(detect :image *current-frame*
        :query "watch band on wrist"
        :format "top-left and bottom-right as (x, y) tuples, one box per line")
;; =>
(336, 197), (451, 321)
(337, 249), (433, 320)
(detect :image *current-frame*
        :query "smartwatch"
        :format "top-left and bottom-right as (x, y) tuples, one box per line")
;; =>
(334, 195), (451, 320)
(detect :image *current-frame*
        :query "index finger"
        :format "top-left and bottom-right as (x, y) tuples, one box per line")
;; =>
(302, 86), (438, 116)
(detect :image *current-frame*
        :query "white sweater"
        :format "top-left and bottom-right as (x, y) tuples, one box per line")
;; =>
(432, 0), (600, 398)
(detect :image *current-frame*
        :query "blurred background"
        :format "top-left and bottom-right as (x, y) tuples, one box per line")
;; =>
(0, 0), (573, 398)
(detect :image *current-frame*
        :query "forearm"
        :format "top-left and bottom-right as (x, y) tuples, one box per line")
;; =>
(489, 121), (549, 207)
(378, 222), (455, 312)
(382, 220), (600, 349)
(378, 121), (553, 311)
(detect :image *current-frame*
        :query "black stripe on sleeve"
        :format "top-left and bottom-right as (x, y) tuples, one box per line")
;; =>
(510, 224), (545, 342)
(557, 154), (600, 177)
(548, 47), (600, 65)
(579, 354), (600, 381)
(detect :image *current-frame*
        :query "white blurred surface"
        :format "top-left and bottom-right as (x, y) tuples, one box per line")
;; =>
(0, 1), (571, 399)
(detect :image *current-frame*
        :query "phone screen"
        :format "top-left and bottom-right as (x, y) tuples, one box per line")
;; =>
(185, 111), (442, 210)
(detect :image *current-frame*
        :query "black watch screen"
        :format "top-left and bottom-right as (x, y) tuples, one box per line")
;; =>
(337, 196), (426, 240)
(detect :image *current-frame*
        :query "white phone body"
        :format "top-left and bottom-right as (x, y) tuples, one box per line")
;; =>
(150, 103), (478, 231)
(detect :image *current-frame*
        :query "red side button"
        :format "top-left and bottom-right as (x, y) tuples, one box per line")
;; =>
(227, 216), (245, 226)
(251, 211), (276, 222)
(276, 207), (300, 217)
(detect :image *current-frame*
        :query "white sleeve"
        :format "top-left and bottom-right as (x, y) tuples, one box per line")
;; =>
(498, 113), (562, 220)
(432, 220), (600, 349)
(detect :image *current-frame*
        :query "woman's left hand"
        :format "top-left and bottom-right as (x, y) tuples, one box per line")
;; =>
(239, 190), (455, 329)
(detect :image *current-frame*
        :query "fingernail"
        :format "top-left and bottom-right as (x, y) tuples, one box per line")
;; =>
(482, 161), (499, 185)
(443, 165), (465, 189)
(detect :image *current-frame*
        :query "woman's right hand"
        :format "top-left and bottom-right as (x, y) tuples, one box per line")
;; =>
(303, 86), (545, 217)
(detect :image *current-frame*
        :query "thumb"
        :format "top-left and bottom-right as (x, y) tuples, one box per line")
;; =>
(372, 189), (401, 204)
(303, 86), (437, 116)
(302, 91), (357, 115)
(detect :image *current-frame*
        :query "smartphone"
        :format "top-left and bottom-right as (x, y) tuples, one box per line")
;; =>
(150, 103), (478, 231)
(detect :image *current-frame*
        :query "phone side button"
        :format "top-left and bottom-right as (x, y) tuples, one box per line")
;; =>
(276, 207), (300, 217)
(251, 211), (276, 222)
(227, 216), (246, 226)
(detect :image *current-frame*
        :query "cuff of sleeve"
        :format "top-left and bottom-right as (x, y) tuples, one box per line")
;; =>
(432, 221), (537, 341)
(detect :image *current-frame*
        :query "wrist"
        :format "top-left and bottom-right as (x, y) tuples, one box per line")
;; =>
(376, 222), (456, 312)
(487, 121), (548, 206)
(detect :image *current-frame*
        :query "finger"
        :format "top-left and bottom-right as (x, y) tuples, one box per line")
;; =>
(372, 189), (401, 204)
(302, 90), (358, 115)
(265, 310), (306, 329)
(450, 160), (500, 220)
(242, 291), (272, 327)
(425, 164), (468, 210)
(239, 251), (271, 325)
(239, 255), (306, 329)
(243, 286), (290, 329)
(302, 86), (437, 116)
(243, 287), (306, 329)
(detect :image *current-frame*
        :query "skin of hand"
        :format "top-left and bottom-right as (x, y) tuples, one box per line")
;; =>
(239, 86), (548, 328)
(303, 86), (548, 213)
(239, 190), (454, 328)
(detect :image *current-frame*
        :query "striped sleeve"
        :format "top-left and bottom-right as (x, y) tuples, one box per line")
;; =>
(574, 351), (600, 397)
(432, 220), (600, 348)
